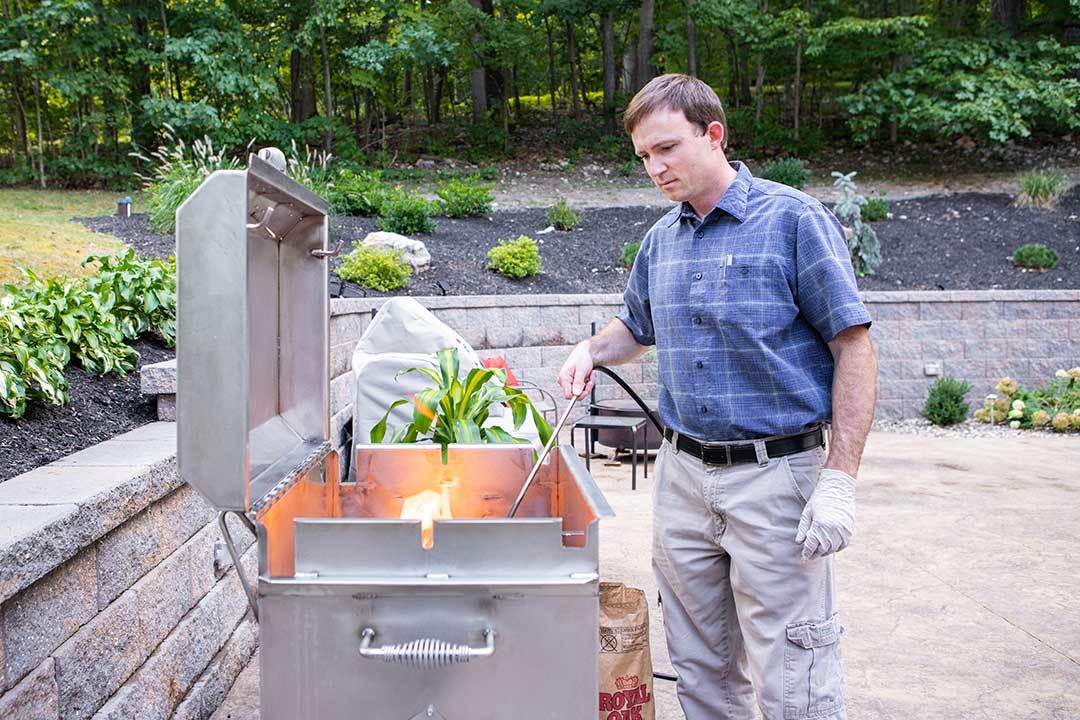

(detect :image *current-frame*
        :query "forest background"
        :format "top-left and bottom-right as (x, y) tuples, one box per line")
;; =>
(1, 0), (1079, 189)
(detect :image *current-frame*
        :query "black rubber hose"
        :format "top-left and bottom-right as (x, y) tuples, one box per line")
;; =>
(653, 671), (678, 682)
(592, 365), (665, 437)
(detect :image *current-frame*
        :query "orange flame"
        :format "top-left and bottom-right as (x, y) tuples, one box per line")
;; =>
(400, 485), (453, 549)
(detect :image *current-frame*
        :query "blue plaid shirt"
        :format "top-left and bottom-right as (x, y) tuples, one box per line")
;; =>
(618, 162), (872, 441)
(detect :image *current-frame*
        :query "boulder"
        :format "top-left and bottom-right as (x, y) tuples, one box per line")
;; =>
(361, 231), (431, 272)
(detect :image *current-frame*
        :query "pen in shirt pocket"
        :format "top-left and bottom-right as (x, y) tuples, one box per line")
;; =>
(722, 253), (733, 280)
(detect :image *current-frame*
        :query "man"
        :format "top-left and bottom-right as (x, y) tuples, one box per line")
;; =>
(557, 74), (877, 720)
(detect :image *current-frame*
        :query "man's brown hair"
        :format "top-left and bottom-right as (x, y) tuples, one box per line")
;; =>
(623, 74), (728, 150)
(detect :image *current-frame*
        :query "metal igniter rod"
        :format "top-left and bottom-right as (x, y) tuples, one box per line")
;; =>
(507, 391), (583, 518)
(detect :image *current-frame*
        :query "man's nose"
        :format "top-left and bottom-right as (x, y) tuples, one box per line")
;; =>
(646, 157), (667, 179)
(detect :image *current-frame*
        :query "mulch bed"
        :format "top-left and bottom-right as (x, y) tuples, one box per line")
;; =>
(7, 188), (1074, 482)
(78, 187), (1080, 296)
(0, 339), (174, 482)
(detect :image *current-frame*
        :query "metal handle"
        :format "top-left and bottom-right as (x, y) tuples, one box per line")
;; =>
(310, 238), (345, 258)
(507, 392), (583, 518)
(359, 627), (495, 669)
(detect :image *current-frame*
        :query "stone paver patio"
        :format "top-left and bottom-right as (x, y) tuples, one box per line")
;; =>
(212, 430), (1080, 719)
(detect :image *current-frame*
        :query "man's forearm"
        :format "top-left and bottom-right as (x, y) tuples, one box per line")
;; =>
(826, 328), (877, 477)
(587, 318), (651, 366)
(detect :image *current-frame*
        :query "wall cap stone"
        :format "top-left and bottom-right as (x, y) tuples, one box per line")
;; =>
(0, 423), (179, 604)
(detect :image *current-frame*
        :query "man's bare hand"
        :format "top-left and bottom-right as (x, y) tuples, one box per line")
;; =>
(557, 341), (595, 400)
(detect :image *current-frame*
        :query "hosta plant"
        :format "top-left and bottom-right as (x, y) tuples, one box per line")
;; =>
(370, 347), (553, 464)
(0, 297), (69, 418)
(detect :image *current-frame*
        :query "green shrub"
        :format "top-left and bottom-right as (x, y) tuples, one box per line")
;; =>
(333, 169), (391, 216)
(377, 193), (437, 234)
(0, 248), (178, 418)
(620, 242), (641, 268)
(1012, 243), (1058, 270)
(922, 376), (972, 426)
(487, 235), (541, 279)
(337, 246), (412, 291)
(618, 161), (639, 177)
(137, 128), (242, 234)
(862, 193), (889, 222)
(1016, 169), (1067, 208)
(436, 177), (494, 218)
(758, 158), (810, 190)
(546, 199), (579, 231)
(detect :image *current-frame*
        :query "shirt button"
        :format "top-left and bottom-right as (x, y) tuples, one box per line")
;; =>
(694, 317), (702, 325)
(694, 231), (703, 240)
(701, 406), (708, 413)
(694, 272), (702, 280)
(696, 361), (704, 368)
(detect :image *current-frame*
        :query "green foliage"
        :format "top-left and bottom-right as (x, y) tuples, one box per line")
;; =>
(370, 347), (553, 464)
(337, 246), (412, 292)
(618, 161), (639, 177)
(333, 169), (392, 216)
(922, 377), (972, 427)
(758, 158), (810, 190)
(137, 128), (241, 234)
(0, 249), (177, 418)
(862, 193), (889, 221)
(831, 171), (882, 277)
(620, 242), (641, 269)
(842, 38), (1080, 145)
(974, 370), (1080, 430)
(1011, 243), (1059, 270)
(435, 177), (494, 218)
(377, 193), (437, 234)
(546, 199), (579, 231)
(487, 235), (541, 279)
(1016, 169), (1068, 208)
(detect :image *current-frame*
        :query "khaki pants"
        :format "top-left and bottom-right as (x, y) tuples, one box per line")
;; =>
(652, 440), (846, 720)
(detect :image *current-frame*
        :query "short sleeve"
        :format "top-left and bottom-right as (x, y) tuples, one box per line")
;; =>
(617, 234), (655, 347)
(795, 204), (872, 342)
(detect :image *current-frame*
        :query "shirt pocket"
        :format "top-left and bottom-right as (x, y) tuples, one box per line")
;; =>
(720, 255), (794, 336)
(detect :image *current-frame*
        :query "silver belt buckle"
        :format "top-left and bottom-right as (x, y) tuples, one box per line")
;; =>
(702, 441), (733, 466)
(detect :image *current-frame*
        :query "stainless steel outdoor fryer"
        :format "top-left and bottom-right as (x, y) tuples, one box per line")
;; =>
(176, 153), (614, 719)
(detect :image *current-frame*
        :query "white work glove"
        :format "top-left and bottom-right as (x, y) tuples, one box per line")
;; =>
(795, 468), (857, 561)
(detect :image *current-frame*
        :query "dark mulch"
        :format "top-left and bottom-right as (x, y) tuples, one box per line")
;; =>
(77, 187), (1080, 295)
(0, 339), (174, 482)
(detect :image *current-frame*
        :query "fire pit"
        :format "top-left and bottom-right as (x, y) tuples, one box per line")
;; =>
(176, 153), (614, 719)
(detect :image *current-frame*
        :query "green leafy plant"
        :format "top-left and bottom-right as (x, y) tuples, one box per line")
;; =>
(1011, 243), (1058, 270)
(82, 249), (177, 345)
(1015, 169), (1068, 209)
(284, 140), (336, 204)
(758, 158), (810, 189)
(378, 193), (437, 234)
(546, 199), (579, 231)
(487, 235), (541, 279)
(862, 193), (889, 222)
(832, 171), (882, 277)
(0, 296), (69, 418)
(922, 376), (972, 426)
(332, 169), (391, 216)
(435, 177), (494, 218)
(337, 246), (412, 292)
(620, 242), (641, 268)
(370, 347), (553, 464)
(135, 126), (243, 234)
(618, 161), (639, 177)
(973, 370), (1080, 430)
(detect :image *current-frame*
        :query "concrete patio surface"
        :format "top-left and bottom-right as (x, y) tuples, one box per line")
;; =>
(212, 430), (1080, 719)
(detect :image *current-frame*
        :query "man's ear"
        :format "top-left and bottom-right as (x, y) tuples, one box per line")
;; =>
(708, 121), (726, 150)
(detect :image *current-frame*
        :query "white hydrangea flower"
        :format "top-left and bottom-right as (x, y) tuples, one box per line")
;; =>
(1011, 399), (1025, 411)
(1009, 420), (1021, 429)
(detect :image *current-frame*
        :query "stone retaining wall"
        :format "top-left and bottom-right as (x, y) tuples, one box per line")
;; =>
(0, 423), (257, 720)
(325, 290), (1080, 424)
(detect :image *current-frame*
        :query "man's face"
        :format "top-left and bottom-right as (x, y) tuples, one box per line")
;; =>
(631, 107), (724, 204)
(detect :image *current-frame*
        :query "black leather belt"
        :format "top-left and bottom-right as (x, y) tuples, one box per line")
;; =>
(662, 426), (825, 466)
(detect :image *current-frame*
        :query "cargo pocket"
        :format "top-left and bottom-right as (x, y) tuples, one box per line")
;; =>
(783, 613), (845, 719)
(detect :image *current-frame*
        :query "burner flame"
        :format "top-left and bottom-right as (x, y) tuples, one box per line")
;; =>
(400, 484), (453, 549)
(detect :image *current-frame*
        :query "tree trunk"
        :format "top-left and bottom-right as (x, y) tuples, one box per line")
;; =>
(290, 48), (317, 123)
(686, 0), (698, 77)
(512, 65), (521, 120)
(991, 0), (1025, 36)
(129, 12), (153, 150)
(566, 20), (581, 119)
(794, 40), (802, 141)
(602, 11), (616, 134)
(469, 0), (487, 122)
(320, 20), (333, 152)
(754, 0), (768, 123)
(32, 76), (45, 188)
(637, 0), (656, 90)
(434, 67), (447, 125)
(545, 17), (558, 118)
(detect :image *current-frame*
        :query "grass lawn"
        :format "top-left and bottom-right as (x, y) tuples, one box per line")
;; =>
(0, 189), (129, 285)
